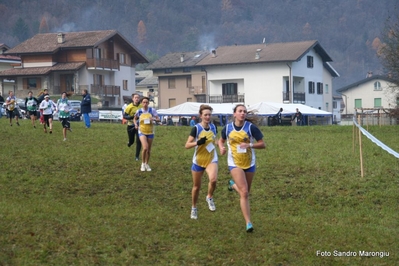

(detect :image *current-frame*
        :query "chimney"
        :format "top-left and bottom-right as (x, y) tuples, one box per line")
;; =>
(211, 49), (216, 58)
(255, 49), (262, 60)
(366, 71), (373, 78)
(57, 33), (65, 44)
(180, 54), (184, 63)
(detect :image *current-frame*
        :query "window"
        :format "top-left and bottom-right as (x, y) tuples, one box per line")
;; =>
(308, 81), (315, 94)
(94, 48), (102, 59)
(186, 77), (192, 88)
(374, 81), (381, 90)
(333, 101), (337, 109)
(317, 82), (323, 94)
(307, 56), (313, 68)
(374, 98), (382, 107)
(119, 53), (126, 64)
(183, 67), (191, 73)
(123, 80), (128, 90)
(355, 99), (362, 108)
(222, 83), (237, 95)
(325, 102), (329, 110)
(23, 78), (41, 89)
(325, 84), (329, 94)
(169, 98), (176, 107)
(93, 74), (104, 85)
(165, 68), (172, 74)
(187, 98), (192, 102)
(168, 78), (176, 89)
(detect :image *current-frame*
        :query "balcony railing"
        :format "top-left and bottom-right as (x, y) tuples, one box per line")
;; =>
(189, 86), (206, 95)
(209, 94), (245, 103)
(283, 91), (306, 103)
(90, 84), (121, 97)
(86, 58), (119, 70)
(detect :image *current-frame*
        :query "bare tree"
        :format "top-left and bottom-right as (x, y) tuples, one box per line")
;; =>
(378, 8), (399, 89)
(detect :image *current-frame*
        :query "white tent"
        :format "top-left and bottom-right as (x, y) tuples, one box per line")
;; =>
(248, 102), (332, 116)
(158, 102), (240, 116)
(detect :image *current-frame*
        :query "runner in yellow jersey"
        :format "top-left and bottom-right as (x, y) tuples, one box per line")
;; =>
(133, 97), (160, 172)
(123, 93), (142, 160)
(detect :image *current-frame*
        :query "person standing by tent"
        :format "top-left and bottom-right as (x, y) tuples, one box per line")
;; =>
(133, 97), (160, 171)
(218, 104), (265, 232)
(124, 93), (142, 161)
(81, 89), (91, 128)
(185, 105), (219, 220)
(25, 91), (39, 128)
(275, 107), (283, 125)
(291, 108), (303, 126)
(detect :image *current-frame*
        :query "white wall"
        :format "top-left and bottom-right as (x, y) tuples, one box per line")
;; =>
(342, 79), (396, 114)
(206, 62), (289, 106)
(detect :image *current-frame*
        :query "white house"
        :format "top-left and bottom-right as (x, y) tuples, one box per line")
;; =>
(196, 40), (339, 111)
(337, 74), (398, 115)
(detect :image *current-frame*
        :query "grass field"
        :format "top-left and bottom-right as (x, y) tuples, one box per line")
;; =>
(0, 118), (398, 265)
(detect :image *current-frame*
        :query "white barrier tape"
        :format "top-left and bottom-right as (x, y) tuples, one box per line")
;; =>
(353, 117), (399, 159)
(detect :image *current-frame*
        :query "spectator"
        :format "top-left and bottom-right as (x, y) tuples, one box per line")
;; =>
(291, 108), (303, 126)
(276, 107), (283, 125)
(81, 89), (91, 128)
(189, 116), (196, 127)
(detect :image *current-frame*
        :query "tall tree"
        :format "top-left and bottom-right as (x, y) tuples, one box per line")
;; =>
(137, 20), (147, 45)
(12, 17), (29, 42)
(378, 9), (399, 90)
(39, 16), (49, 33)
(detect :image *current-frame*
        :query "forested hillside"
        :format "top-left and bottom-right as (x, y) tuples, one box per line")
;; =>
(0, 0), (396, 91)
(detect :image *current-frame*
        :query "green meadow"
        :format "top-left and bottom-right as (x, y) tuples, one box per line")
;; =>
(0, 118), (398, 265)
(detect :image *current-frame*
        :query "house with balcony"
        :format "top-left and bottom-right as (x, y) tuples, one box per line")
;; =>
(337, 74), (399, 115)
(0, 30), (148, 107)
(146, 51), (210, 108)
(0, 43), (21, 96)
(135, 70), (159, 108)
(196, 40), (339, 110)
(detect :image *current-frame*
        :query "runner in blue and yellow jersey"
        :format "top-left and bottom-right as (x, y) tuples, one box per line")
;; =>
(185, 104), (219, 220)
(133, 97), (160, 172)
(5, 90), (20, 126)
(123, 93), (142, 160)
(218, 104), (265, 233)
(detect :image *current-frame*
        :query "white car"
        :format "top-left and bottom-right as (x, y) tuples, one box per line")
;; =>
(53, 100), (81, 120)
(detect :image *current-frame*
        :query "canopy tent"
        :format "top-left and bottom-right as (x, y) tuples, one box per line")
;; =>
(248, 102), (332, 116)
(158, 102), (241, 126)
(157, 102), (239, 116)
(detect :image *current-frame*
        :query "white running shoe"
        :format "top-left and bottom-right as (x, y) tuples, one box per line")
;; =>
(140, 163), (146, 171)
(206, 197), (216, 211)
(145, 164), (152, 171)
(190, 208), (198, 219)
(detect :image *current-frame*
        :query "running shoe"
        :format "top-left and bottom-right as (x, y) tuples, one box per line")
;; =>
(206, 197), (216, 211)
(16, 122), (20, 126)
(140, 163), (146, 172)
(63, 138), (67, 141)
(228, 179), (235, 191)
(190, 208), (198, 219)
(135, 157), (139, 161)
(145, 164), (152, 171)
(246, 222), (254, 233)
